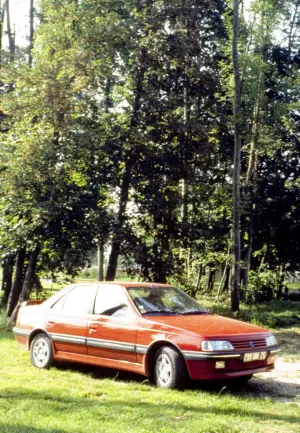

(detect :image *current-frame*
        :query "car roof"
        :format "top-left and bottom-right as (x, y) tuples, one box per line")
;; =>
(99, 281), (171, 288)
(43, 281), (171, 307)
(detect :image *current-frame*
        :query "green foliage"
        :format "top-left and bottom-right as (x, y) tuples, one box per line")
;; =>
(202, 298), (300, 329)
(1, 0), (300, 309)
(247, 266), (280, 303)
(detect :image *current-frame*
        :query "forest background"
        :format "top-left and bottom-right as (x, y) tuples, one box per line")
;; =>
(0, 0), (300, 321)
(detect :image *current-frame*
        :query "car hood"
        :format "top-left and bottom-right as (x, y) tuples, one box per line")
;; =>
(146, 314), (269, 338)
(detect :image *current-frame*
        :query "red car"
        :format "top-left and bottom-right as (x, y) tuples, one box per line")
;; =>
(13, 282), (280, 389)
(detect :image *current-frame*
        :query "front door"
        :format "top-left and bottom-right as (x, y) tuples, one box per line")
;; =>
(87, 285), (137, 363)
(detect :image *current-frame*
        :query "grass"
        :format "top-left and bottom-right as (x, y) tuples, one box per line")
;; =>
(287, 282), (300, 290)
(1, 329), (300, 433)
(1, 303), (300, 433)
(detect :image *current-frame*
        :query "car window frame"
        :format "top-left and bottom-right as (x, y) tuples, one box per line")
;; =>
(50, 284), (99, 316)
(91, 284), (134, 319)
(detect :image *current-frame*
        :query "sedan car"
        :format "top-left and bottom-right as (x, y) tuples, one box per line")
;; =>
(13, 282), (280, 389)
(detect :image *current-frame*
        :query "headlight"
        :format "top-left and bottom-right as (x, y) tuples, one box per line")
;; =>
(202, 340), (234, 351)
(266, 335), (278, 347)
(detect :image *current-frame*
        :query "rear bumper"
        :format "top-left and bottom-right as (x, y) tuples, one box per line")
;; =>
(184, 347), (280, 380)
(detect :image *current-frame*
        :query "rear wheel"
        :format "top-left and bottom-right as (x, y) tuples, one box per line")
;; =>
(154, 346), (186, 390)
(30, 333), (53, 369)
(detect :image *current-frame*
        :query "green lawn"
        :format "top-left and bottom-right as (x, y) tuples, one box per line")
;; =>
(1, 320), (300, 433)
(287, 282), (300, 290)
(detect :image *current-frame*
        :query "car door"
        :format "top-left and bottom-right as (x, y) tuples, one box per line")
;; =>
(46, 284), (98, 355)
(87, 285), (137, 363)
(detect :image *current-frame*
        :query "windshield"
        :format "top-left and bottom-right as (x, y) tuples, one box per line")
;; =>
(127, 286), (208, 315)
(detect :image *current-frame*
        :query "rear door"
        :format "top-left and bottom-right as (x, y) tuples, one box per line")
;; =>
(87, 285), (138, 362)
(46, 284), (98, 355)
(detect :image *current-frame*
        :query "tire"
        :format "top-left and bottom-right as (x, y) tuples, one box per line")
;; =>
(239, 374), (253, 383)
(30, 333), (53, 369)
(154, 346), (186, 390)
(230, 374), (253, 387)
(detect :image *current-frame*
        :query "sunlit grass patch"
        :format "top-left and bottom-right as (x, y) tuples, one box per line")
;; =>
(1, 325), (300, 433)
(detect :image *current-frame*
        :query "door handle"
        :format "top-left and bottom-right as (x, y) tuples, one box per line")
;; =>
(47, 321), (55, 327)
(89, 325), (97, 333)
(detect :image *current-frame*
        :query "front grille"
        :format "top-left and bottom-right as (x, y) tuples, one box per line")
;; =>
(230, 338), (266, 350)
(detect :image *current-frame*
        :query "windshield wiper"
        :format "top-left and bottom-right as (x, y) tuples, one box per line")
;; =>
(142, 310), (182, 316)
(182, 310), (209, 315)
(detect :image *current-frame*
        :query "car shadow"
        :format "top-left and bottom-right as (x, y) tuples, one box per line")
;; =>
(190, 376), (299, 402)
(54, 360), (148, 383)
(53, 361), (300, 404)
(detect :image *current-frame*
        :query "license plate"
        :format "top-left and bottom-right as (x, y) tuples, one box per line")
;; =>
(243, 352), (267, 362)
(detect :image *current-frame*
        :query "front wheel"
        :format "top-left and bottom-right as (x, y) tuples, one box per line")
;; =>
(238, 374), (253, 383)
(30, 333), (53, 369)
(229, 374), (253, 387)
(154, 346), (186, 390)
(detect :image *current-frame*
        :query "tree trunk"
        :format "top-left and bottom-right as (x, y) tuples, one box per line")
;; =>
(28, 0), (34, 67)
(10, 247), (39, 322)
(33, 274), (43, 293)
(231, 0), (241, 312)
(206, 269), (216, 293)
(276, 266), (285, 300)
(5, 0), (15, 62)
(0, 0), (6, 69)
(287, 1), (299, 59)
(97, 241), (104, 281)
(241, 208), (254, 301)
(106, 47), (147, 281)
(181, 85), (189, 227)
(105, 161), (133, 281)
(1, 256), (14, 308)
(242, 49), (263, 298)
(224, 265), (231, 294)
(6, 248), (26, 317)
(217, 262), (230, 299)
(194, 264), (203, 296)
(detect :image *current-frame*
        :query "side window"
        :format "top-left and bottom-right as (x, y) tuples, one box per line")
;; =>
(94, 286), (128, 317)
(61, 285), (97, 315)
(51, 295), (66, 311)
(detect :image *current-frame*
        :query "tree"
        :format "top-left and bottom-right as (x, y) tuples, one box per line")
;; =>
(231, 0), (241, 311)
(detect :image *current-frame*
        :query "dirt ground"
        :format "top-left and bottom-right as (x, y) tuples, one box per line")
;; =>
(246, 358), (300, 404)
(244, 327), (300, 404)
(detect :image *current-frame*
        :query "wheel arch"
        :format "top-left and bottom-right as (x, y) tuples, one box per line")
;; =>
(28, 329), (51, 350)
(144, 340), (188, 378)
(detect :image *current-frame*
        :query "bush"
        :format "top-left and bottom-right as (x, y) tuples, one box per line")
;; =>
(78, 267), (98, 280)
(0, 309), (10, 331)
(247, 267), (280, 303)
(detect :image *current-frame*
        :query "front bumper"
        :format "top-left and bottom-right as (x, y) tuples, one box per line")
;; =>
(183, 346), (280, 380)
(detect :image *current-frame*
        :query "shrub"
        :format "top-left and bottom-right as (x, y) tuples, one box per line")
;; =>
(247, 267), (280, 303)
